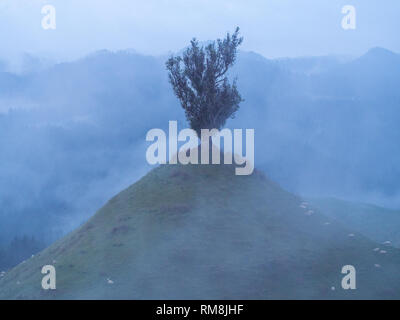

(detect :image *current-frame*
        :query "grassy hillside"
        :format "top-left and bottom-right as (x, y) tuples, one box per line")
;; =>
(0, 164), (399, 299)
(308, 197), (400, 248)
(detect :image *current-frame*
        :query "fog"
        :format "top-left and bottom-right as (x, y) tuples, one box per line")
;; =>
(0, 1), (400, 272)
(1, 0), (400, 64)
(1, 47), (399, 246)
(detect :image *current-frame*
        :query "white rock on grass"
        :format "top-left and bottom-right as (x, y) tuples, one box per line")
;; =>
(373, 248), (380, 252)
(348, 233), (355, 237)
(383, 241), (391, 245)
(374, 264), (381, 268)
(107, 278), (114, 285)
(380, 250), (387, 254)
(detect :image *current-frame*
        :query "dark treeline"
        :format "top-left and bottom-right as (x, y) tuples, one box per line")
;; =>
(0, 235), (45, 271)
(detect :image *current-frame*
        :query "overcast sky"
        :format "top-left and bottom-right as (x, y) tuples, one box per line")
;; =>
(0, 0), (399, 62)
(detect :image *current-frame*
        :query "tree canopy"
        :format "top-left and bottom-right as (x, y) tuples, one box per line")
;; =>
(166, 27), (243, 136)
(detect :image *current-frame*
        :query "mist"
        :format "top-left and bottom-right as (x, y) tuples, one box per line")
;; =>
(1, 46), (399, 250)
(1, 0), (400, 276)
(1, 0), (400, 64)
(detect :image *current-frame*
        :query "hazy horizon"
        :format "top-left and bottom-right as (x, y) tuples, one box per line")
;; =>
(2, 44), (398, 76)
(1, 0), (400, 65)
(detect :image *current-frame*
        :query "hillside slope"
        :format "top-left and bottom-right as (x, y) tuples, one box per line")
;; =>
(0, 164), (399, 299)
(309, 197), (400, 248)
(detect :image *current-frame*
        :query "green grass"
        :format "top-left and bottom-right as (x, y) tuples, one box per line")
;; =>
(308, 197), (400, 247)
(1, 164), (400, 299)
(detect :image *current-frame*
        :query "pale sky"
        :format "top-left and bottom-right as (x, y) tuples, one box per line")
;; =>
(0, 0), (399, 62)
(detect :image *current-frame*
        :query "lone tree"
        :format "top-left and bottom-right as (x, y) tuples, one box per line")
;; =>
(166, 27), (243, 137)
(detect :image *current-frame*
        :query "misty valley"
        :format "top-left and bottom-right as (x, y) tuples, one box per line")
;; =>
(0, 6), (399, 300)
